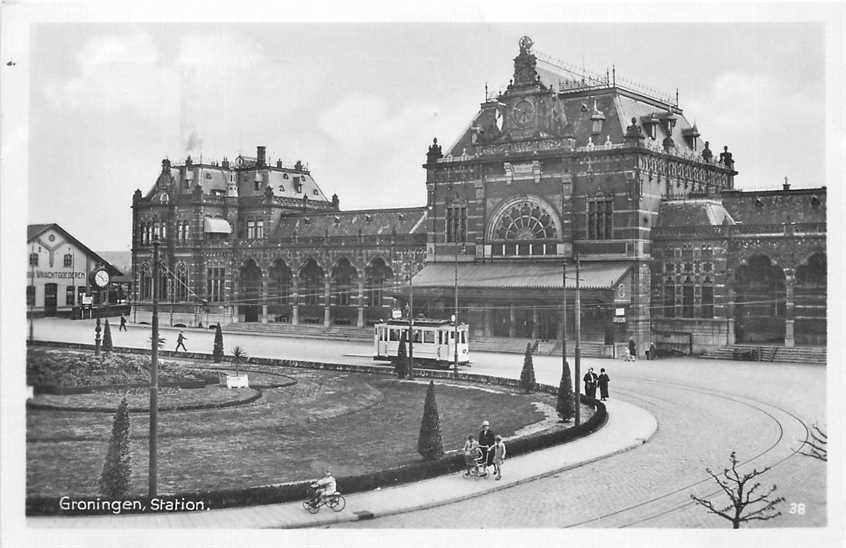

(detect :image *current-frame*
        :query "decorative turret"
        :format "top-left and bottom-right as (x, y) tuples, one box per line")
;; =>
(512, 36), (541, 88)
(719, 145), (734, 169)
(702, 141), (713, 162)
(133, 188), (142, 203)
(426, 138), (443, 163)
(161, 158), (171, 173)
(625, 117), (645, 146)
(332, 193), (340, 210)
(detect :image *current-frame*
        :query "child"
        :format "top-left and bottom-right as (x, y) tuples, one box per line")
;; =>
(463, 435), (480, 476)
(492, 435), (506, 480)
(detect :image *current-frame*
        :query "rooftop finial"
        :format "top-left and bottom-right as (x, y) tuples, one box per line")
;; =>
(519, 35), (534, 55)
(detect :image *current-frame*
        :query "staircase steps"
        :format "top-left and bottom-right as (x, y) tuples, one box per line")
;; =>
(700, 344), (826, 365)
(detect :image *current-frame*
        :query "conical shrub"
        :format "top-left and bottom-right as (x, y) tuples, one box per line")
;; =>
(213, 324), (224, 363)
(100, 397), (132, 497)
(519, 342), (536, 392)
(102, 319), (113, 353)
(417, 380), (444, 460)
(557, 359), (575, 421)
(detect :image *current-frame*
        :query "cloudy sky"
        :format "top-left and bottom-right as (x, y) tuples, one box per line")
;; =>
(26, 21), (827, 250)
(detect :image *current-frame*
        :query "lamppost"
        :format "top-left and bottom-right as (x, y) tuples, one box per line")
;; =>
(574, 251), (582, 426)
(453, 251), (459, 376)
(29, 244), (35, 342)
(407, 264), (414, 376)
(149, 238), (160, 497)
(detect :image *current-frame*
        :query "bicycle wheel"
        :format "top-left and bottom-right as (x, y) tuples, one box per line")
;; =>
(303, 500), (320, 514)
(328, 495), (346, 512)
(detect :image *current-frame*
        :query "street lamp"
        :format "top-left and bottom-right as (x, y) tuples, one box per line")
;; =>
(149, 238), (160, 497)
(574, 251), (582, 426)
(407, 266), (414, 376)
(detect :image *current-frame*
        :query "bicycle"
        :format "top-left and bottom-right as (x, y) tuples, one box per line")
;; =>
(302, 484), (346, 514)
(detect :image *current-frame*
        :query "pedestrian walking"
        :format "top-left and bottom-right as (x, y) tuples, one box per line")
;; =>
(598, 368), (610, 401)
(628, 337), (637, 362)
(175, 330), (187, 352)
(119, 314), (127, 331)
(478, 420), (496, 476)
(491, 435), (506, 480)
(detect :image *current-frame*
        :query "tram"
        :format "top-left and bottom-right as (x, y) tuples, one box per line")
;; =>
(374, 318), (470, 368)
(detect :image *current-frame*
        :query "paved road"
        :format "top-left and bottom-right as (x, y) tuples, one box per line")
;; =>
(30, 318), (827, 528)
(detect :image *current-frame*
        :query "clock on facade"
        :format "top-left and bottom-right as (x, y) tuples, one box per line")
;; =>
(512, 99), (535, 128)
(92, 269), (111, 288)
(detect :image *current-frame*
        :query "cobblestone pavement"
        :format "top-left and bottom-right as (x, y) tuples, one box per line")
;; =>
(28, 318), (827, 529)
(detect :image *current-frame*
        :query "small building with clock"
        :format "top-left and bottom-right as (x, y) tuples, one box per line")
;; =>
(27, 223), (123, 317)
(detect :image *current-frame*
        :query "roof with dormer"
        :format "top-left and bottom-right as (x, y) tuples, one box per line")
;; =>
(655, 200), (736, 227)
(445, 37), (715, 161)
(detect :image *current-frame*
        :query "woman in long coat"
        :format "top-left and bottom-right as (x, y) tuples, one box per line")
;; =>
(598, 368), (610, 401)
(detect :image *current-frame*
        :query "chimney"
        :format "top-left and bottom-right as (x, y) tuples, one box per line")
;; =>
(783, 176), (790, 191)
(256, 146), (266, 167)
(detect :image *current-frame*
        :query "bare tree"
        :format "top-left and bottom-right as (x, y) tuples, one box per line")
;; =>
(798, 424), (827, 462)
(690, 451), (784, 529)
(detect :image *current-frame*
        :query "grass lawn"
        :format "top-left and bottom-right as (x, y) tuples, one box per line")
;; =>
(27, 364), (592, 497)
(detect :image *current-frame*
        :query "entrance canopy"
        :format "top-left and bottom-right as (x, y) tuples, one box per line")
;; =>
(412, 261), (631, 290)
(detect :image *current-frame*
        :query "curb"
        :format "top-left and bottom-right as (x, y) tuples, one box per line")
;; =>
(278, 409), (658, 529)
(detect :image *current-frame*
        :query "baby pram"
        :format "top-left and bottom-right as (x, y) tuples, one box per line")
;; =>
(465, 446), (489, 479)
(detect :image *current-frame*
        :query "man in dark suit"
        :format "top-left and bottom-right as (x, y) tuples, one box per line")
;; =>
(478, 420), (496, 476)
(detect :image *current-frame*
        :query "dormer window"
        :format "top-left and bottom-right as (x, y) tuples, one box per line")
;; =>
(643, 114), (659, 139)
(590, 100), (606, 135)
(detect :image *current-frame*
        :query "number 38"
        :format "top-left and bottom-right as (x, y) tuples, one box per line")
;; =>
(789, 503), (806, 515)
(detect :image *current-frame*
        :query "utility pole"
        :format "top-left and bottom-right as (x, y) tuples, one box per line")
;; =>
(29, 244), (35, 342)
(574, 252), (582, 426)
(149, 239), (160, 498)
(408, 266), (414, 376)
(454, 246), (459, 376)
(562, 260), (568, 408)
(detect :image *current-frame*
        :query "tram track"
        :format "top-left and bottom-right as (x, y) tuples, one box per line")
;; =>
(561, 377), (810, 528)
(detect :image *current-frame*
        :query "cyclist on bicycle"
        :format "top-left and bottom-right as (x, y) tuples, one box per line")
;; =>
(311, 470), (336, 503)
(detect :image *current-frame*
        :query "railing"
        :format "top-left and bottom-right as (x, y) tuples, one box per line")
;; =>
(652, 222), (827, 238)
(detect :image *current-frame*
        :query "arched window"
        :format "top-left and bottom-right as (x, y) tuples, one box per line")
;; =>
(332, 258), (357, 306)
(63, 253), (73, 267)
(299, 259), (324, 305)
(701, 277), (714, 318)
(183, 222), (190, 241)
(663, 278), (675, 318)
(365, 258), (393, 308)
(682, 276), (694, 318)
(175, 263), (188, 301)
(269, 260), (292, 305)
(140, 267), (152, 300)
(489, 197), (560, 257)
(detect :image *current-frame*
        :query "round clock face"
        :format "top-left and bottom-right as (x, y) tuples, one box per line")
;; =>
(513, 100), (535, 128)
(94, 269), (110, 288)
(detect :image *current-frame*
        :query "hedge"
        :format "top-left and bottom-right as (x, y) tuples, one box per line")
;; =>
(26, 340), (607, 515)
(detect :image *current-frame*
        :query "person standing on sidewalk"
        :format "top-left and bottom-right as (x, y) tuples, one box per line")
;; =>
(628, 337), (637, 362)
(583, 368), (598, 399)
(175, 330), (187, 352)
(598, 368), (610, 401)
(491, 435), (506, 480)
(478, 420), (496, 476)
(119, 314), (127, 332)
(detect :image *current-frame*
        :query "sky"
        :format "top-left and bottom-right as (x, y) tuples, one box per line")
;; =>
(26, 21), (827, 251)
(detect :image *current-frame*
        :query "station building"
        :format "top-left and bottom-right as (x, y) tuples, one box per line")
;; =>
(130, 36), (826, 354)
(27, 224), (123, 316)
